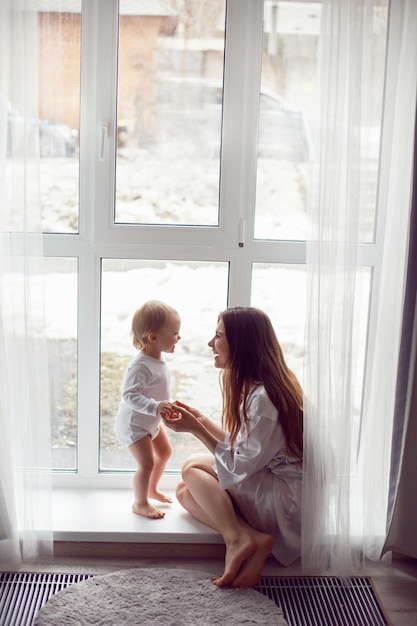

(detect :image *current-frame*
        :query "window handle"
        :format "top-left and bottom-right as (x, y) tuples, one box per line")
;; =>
(239, 218), (246, 247)
(99, 121), (109, 161)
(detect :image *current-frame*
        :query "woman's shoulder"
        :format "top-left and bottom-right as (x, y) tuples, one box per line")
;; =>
(248, 384), (268, 400)
(248, 385), (276, 416)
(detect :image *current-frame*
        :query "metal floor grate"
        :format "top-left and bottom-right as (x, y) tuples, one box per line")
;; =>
(0, 572), (93, 626)
(0, 572), (387, 626)
(257, 576), (387, 626)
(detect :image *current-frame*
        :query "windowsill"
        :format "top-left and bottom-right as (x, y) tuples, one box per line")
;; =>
(52, 488), (223, 545)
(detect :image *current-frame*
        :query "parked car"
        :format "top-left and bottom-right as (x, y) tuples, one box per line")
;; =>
(37, 118), (78, 157)
(2, 98), (78, 158)
(257, 86), (311, 162)
(152, 77), (311, 162)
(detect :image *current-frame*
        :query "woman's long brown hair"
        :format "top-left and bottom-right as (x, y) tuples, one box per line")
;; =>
(220, 307), (303, 460)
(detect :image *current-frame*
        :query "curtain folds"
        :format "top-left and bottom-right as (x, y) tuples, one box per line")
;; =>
(382, 104), (417, 559)
(302, 0), (417, 571)
(0, 0), (53, 565)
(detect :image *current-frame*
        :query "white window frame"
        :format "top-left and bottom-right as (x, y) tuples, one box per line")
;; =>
(45, 0), (393, 489)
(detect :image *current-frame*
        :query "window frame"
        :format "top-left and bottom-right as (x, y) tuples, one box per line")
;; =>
(44, 0), (388, 489)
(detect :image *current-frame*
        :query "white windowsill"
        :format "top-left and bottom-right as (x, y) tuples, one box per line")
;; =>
(52, 488), (222, 544)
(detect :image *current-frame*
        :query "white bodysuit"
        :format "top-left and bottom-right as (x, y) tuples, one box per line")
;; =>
(214, 385), (302, 566)
(115, 352), (170, 446)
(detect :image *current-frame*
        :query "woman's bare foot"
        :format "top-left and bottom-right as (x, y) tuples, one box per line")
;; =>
(149, 490), (173, 504)
(212, 535), (257, 588)
(132, 501), (165, 519)
(231, 533), (274, 588)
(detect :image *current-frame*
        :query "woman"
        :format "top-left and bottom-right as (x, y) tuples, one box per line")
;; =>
(163, 306), (303, 588)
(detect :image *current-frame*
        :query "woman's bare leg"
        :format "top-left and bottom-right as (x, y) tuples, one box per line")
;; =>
(230, 517), (275, 588)
(176, 477), (221, 529)
(148, 428), (173, 504)
(177, 454), (273, 587)
(129, 437), (165, 519)
(177, 478), (274, 587)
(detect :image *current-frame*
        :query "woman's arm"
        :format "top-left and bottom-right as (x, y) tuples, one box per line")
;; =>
(173, 400), (226, 441)
(163, 404), (220, 454)
(214, 391), (289, 490)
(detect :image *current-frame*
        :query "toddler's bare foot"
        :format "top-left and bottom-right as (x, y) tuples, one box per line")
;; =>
(132, 501), (165, 519)
(231, 533), (274, 588)
(149, 490), (173, 504)
(212, 535), (257, 588)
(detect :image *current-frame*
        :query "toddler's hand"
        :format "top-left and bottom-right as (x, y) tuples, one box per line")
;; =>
(158, 401), (173, 419)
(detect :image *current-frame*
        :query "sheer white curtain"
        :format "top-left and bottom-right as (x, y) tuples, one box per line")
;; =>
(382, 124), (417, 559)
(0, 0), (53, 564)
(302, 0), (417, 571)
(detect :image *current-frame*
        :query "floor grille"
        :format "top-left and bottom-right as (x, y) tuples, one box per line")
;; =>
(0, 573), (92, 626)
(257, 576), (387, 626)
(0, 572), (387, 626)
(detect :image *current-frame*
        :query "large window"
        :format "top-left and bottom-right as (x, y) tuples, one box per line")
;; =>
(30, 0), (389, 486)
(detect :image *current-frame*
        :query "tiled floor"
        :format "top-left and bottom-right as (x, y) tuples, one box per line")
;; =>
(4, 488), (417, 626)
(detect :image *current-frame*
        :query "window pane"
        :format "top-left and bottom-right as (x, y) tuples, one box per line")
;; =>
(255, 1), (387, 242)
(1, 256), (77, 470)
(100, 259), (228, 471)
(3, 257), (78, 470)
(4, 4), (80, 234)
(38, 4), (81, 233)
(251, 263), (371, 447)
(251, 263), (306, 384)
(46, 258), (78, 470)
(115, 1), (225, 226)
(254, 1), (317, 242)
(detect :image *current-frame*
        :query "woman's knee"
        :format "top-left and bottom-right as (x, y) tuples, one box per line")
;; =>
(181, 452), (214, 474)
(175, 479), (188, 504)
(176, 479), (206, 515)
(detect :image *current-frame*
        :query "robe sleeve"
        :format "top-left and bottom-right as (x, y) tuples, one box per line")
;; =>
(214, 390), (285, 490)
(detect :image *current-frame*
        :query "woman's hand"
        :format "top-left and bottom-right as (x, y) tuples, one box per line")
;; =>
(171, 399), (227, 442)
(162, 404), (199, 434)
(163, 401), (220, 454)
(172, 400), (207, 423)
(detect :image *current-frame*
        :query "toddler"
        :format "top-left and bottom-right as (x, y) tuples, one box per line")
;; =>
(115, 300), (181, 518)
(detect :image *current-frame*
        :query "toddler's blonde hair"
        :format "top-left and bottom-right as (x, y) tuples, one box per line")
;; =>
(131, 300), (178, 349)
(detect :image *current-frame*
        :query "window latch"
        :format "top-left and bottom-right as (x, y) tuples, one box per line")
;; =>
(239, 218), (246, 247)
(99, 121), (109, 161)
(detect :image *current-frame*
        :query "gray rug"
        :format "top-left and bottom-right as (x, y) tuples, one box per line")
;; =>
(33, 567), (288, 625)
